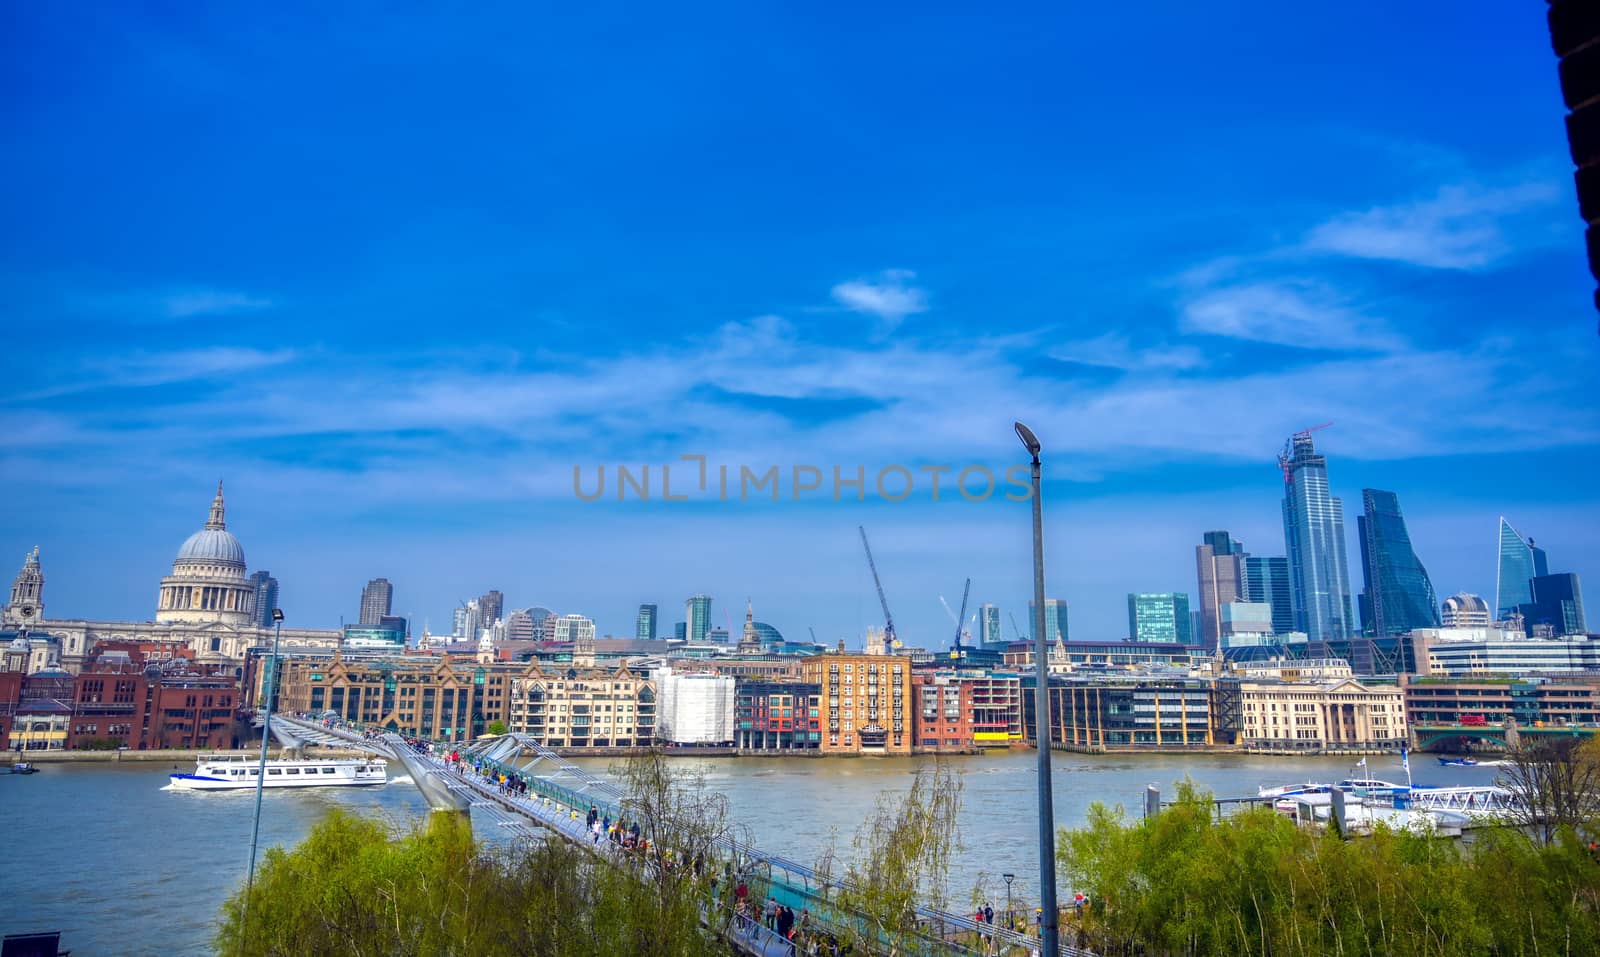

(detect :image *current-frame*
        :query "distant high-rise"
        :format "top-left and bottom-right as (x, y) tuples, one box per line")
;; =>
(1279, 432), (1354, 644)
(1524, 574), (1587, 637)
(552, 614), (596, 644)
(1357, 490), (1440, 637)
(505, 609), (535, 641)
(979, 603), (1002, 646)
(1496, 518), (1549, 619)
(1127, 593), (1192, 644)
(685, 595), (713, 643)
(359, 578), (393, 626)
(636, 603), (658, 641)
(1195, 531), (1247, 652)
(674, 621), (687, 641)
(1029, 598), (1070, 643)
(1243, 557), (1293, 634)
(453, 599), (483, 643)
(479, 590), (504, 627)
(247, 570), (279, 629)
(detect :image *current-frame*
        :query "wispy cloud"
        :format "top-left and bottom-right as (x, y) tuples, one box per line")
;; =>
(162, 289), (274, 318)
(19, 347), (301, 400)
(1302, 180), (1560, 270)
(1180, 279), (1403, 352)
(830, 269), (928, 328)
(1049, 332), (1206, 372)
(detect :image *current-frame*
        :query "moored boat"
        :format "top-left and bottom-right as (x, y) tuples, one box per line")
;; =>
(168, 754), (387, 791)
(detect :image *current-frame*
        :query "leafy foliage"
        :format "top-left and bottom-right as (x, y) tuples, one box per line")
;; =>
(1059, 780), (1600, 957)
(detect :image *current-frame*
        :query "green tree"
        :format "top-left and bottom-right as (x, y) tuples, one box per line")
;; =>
(485, 719), (508, 736)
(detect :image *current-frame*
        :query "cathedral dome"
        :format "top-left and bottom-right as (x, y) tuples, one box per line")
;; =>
(173, 482), (245, 568)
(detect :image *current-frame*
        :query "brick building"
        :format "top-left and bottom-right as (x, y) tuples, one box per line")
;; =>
(733, 680), (820, 751)
(801, 653), (912, 755)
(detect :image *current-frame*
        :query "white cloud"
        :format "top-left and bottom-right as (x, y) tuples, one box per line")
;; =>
(1302, 180), (1560, 270)
(163, 289), (274, 318)
(1049, 332), (1206, 372)
(830, 269), (928, 328)
(1180, 280), (1403, 351)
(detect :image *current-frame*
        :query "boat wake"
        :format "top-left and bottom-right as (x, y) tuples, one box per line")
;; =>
(388, 774), (413, 786)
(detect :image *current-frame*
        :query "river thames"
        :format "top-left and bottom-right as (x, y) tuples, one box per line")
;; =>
(0, 749), (1494, 955)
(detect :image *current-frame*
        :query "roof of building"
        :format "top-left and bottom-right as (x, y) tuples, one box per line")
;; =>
(175, 482), (245, 567)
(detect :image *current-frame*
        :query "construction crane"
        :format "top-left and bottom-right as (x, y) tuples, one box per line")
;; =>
(952, 578), (971, 654)
(808, 626), (818, 644)
(1009, 611), (1026, 641)
(1277, 421), (1333, 484)
(858, 526), (898, 649)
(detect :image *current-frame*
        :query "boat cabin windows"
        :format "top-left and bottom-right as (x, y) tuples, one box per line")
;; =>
(268, 769), (282, 775)
(321, 768), (336, 774)
(285, 768), (300, 774)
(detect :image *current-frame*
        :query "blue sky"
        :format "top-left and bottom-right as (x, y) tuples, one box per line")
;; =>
(3, 3), (1597, 645)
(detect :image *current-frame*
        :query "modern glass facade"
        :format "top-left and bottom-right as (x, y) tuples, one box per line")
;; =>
(1243, 556), (1294, 634)
(1126, 592), (1192, 644)
(1195, 530), (1246, 652)
(1496, 518), (1549, 619)
(1357, 489), (1440, 637)
(248, 570), (279, 628)
(685, 595), (713, 643)
(1525, 574), (1587, 636)
(980, 603), (1002, 647)
(636, 603), (658, 640)
(1280, 433), (1354, 644)
(1029, 598), (1070, 642)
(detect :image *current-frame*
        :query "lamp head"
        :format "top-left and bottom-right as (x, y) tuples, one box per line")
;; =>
(271, 608), (284, 623)
(1013, 422), (1041, 457)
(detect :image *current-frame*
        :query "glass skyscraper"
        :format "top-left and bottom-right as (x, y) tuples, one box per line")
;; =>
(1029, 598), (1070, 642)
(1242, 556), (1293, 634)
(1195, 530), (1246, 652)
(1279, 432), (1354, 644)
(979, 603), (1002, 646)
(1496, 517), (1549, 619)
(1127, 592), (1192, 644)
(685, 594), (713, 643)
(248, 570), (279, 629)
(636, 603), (658, 641)
(1357, 489), (1440, 636)
(1525, 573), (1586, 636)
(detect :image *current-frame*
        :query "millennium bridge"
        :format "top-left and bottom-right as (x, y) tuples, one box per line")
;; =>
(264, 713), (1089, 957)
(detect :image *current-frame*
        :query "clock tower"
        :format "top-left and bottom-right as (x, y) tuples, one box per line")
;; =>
(6, 546), (45, 628)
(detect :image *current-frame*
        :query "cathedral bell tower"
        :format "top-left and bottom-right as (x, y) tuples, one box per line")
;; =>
(5, 546), (45, 628)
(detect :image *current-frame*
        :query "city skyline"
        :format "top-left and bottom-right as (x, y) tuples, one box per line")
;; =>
(3, 5), (1598, 643)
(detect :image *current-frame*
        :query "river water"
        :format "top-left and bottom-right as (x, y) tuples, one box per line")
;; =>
(0, 750), (1495, 955)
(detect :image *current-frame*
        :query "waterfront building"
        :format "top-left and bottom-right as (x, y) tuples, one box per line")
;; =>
(1028, 598), (1070, 643)
(1236, 673), (1406, 753)
(359, 578), (393, 626)
(508, 664), (656, 748)
(654, 672), (736, 744)
(1127, 593), (1192, 644)
(0, 670), (21, 748)
(979, 603), (1002, 646)
(802, 653), (913, 754)
(1496, 517), (1549, 619)
(1242, 556), (1294, 635)
(1279, 432), (1355, 645)
(685, 595), (713, 644)
(1409, 628), (1600, 677)
(479, 590), (504, 628)
(2, 487), (340, 674)
(1400, 673), (1600, 727)
(13, 667), (73, 750)
(733, 680), (821, 751)
(1195, 531), (1246, 652)
(911, 672), (977, 753)
(636, 603), (658, 641)
(1038, 674), (1216, 749)
(964, 672), (1023, 747)
(1357, 489), (1440, 637)
(1523, 573), (1587, 637)
(1440, 593), (1492, 629)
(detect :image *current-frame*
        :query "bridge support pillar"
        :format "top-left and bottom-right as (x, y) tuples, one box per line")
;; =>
(1504, 718), (1520, 750)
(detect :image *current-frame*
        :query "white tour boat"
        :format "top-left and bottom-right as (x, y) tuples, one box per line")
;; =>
(168, 753), (387, 791)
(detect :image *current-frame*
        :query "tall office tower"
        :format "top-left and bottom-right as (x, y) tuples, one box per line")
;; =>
(552, 613), (597, 644)
(478, 590), (504, 627)
(1357, 490), (1440, 637)
(979, 603), (1002, 646)
(1524, 574), (1588, 636)
(1496, 518), (1550, 619)
(1028, 598), (1070, 643)
(674, 621), (687, 641)
(453, 599), (483, 642)
(504, 609), (535, 641)
(359, 578), (393, 626)
(685, 595), (713, 643)
(636, 603), (658, 641)
(247, 570), (279, 629)
(1195, 530), (1247, 652)
(1242, 557), (1294, 634)
(1127, 593), (1192, 644)
(1279, 432), (1354, 644)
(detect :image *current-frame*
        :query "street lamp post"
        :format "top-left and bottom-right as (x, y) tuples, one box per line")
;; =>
(1003, 872), (1016, 931)
(245, 608), (284, 916)
(1015, 421), (1059, 955)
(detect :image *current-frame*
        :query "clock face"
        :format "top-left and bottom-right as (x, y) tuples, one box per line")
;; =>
(19, 606), (34, 617)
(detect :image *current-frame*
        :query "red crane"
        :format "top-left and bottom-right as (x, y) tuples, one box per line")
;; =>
(1277, 422), (1333, 483)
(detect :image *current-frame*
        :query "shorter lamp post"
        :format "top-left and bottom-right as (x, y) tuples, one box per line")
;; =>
(1003, 872), (1016, 931)
(245, 608), (284, 910)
